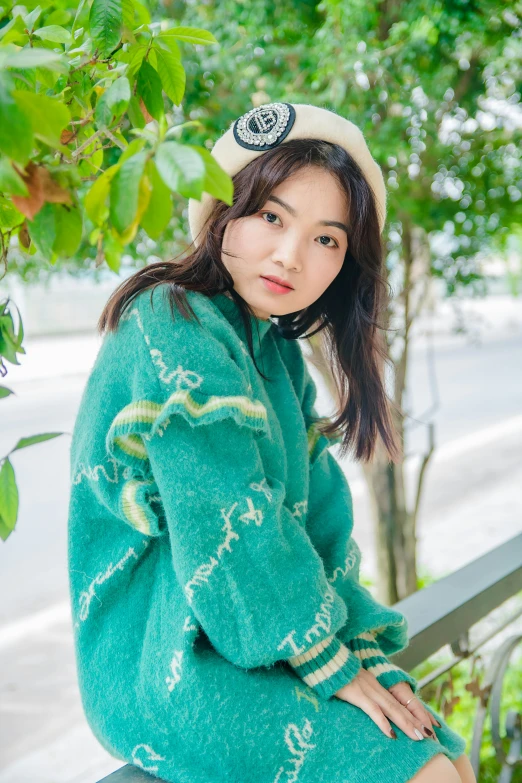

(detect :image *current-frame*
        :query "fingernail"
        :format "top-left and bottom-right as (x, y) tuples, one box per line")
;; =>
(389, 728), (397, 739)
(421, 725), (434, 738)
(414, 728), (425, 741)
(434, 720), (442, 727)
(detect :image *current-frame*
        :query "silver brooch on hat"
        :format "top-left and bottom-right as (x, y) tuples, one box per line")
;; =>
(233, 102), (296, 151)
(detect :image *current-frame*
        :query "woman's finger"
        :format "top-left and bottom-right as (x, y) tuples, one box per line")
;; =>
(380, 696), (436, 742)
(364, 680), (435, 743)
(362, 697), (397, 739)
(407, 703), (440, 741)
(397, 694), (442, 732)
(389, 687), (442, 731)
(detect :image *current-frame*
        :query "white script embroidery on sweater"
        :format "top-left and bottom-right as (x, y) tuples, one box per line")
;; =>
(121, 304), (145, 333)
(290, 499), (308, 519)
(249, 478), (273, 502)
(72, 457), (131, 486)
(294, 686), (320, 712)
(184, 501), (240, 605)
(131, 744), (166, 773)
(151, 352), (203, 389)
(328, 537), (361, 583)
(121, 305), (205, 390)
(272, 718), (316, 783)
(165, 650), (184, 692)
(276, 583), (338, 656)
(184, 494), (265, 605)
(78, 544), (145, 621)
(238, 495), (264, 526)
(183, 615), (199, 633)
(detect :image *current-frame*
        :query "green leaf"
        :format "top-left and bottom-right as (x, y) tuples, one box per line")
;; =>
(155, 33), (180, 59)
(0, 195), (24, 230)
(0, 159), (29, 196)
(24, 6), (42, 33)
(104, 230), (123, 271)
(34, 66), (59, 90)
(33, 25), (72, 44)
(141, 159), (172, 239)
(0, 458), (19, 539)
(53, 204), (83, 257)
(84, 164), (120, 225)
(0, 307), (23, 350)
(0, 515), (11, 541)
(154, 43), (185, 106)
(155, 141), (205, 199)
(0, 15), (27, 45)
(94, 92), (113, 129)
(45, 10), (72, 26)
(159, 26), (218, 46)
(109, 150), (147, 233)
(0, 330), (19, 365)
(136, 60), (163, 121)
(0, 78), (34, 164)
(1, 309), (23, 357)
(0, 386), (14, 398)
(122, 0), (135, 31)
(12, 433), (64, 451)
(13, 91), (70, 149)
(189, 145), (234, 206)
(118, 137), (146, 163)
(3, 48), (65, 70)
(105, 75), (131, 117)
(163, 119), (203, 140)
(28, 202), (56, 258)
(94, 75), (131, 128)
(133, 0), (150, 26)
(89, 0), (123, 59)
(71, 0), (88, 36)
(127, 94), (145, 128)
(125, 44), (146, 80)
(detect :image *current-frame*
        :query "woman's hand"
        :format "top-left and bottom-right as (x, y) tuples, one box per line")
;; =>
(334, 669), (439, 742)
(387, 681), (442, 734)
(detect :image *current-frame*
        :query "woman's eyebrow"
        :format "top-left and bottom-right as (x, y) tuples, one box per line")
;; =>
(266, 195), (349, 235)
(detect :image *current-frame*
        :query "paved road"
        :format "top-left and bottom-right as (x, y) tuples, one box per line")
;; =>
(0, 330), (521, 781)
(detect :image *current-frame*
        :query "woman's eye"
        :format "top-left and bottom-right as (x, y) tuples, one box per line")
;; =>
(318, 236), (339, 248)
(261, 211), (281, 225)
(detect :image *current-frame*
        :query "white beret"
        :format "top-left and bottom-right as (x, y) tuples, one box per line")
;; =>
(187, 102), (387, 247)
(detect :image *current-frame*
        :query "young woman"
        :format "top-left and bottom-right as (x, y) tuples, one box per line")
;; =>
(68, 102), (474, 783)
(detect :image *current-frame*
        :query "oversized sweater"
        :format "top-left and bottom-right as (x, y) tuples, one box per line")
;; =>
(68, 285), (466, 783)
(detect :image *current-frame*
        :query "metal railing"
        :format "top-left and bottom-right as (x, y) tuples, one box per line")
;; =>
(97, 532), (522, 783)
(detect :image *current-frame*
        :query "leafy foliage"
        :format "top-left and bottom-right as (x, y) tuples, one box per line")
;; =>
(0, 0), (234, 538)
(0, 0), (232, 274)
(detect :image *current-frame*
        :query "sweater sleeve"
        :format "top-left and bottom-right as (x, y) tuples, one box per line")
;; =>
(348, 631), (419, 693)
(105, 288), (362, 701)
(294, 345), (419, 694)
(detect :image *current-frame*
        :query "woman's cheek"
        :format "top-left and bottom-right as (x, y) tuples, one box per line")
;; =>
(242, 222), (273, 248)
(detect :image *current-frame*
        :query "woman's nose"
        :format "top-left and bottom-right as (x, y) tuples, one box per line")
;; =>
(271, 234), (303, 272)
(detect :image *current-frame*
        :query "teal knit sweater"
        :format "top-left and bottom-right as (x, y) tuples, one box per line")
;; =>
(68, 285), (466, 783)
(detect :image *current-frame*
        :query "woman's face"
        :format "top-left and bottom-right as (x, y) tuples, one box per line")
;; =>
(220, 166), (350, 321)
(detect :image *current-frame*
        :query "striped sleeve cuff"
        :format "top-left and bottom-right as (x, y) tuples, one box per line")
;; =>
(286, 634), (362, 700)
(348, 631), (419, 693)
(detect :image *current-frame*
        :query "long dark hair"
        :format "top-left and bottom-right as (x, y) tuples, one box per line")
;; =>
(98, 137), (401, 464)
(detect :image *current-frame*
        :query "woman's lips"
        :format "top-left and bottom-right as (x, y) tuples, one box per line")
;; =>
(260, 276), (294, 295)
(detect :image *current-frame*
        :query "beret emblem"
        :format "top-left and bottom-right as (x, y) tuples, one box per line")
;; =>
(233, 102), (296, 151)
